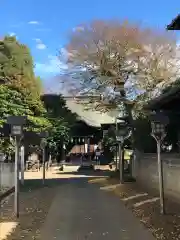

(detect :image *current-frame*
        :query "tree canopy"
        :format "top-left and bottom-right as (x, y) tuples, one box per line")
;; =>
(64, 20), (179, 114)
(0, 36), (39, 94)
(61, 19), (180, 151)
(41, 94), (77, 156)
(0, 36), (76, 155)
(0, 36), (50, 132)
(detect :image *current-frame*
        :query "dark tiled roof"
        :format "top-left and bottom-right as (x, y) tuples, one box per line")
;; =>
(144, 83), (180, 110)
(167, 14), (180, 30)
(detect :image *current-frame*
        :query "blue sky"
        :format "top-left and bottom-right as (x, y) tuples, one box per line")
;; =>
(0, 0), (179, 91)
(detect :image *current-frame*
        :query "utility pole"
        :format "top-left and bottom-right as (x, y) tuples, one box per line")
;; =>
(42, 146), (46, 185)
(157, 140), (165, 214)
(116, 117), (132, 184)
(20, 145), (25, 185)
(39, 131), (49, 186)
(115, 118), (118, 170)
(14, 137), (20, 218)
(118, 141), (123, 183)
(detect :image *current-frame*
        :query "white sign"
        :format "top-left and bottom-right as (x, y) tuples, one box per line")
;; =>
(96, 151), (101, 156)
(116, 136), (124, 142)
(11, 125), (22, 136)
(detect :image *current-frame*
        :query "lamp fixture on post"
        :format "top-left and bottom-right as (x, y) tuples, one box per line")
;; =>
(150, 111), (169, 215)
(7, 115), (27, 218)
(115, 118), (132, 184)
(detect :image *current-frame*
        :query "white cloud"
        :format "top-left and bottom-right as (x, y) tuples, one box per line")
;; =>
(72, 26), (84, 32)
(36, 43), (46, 50)
(9, 32), (16, 36)
(28, 21), (39, 25)
(33, 38), (47, 50)
(35, 55), (68, 78)
(8, 32), (18, 39)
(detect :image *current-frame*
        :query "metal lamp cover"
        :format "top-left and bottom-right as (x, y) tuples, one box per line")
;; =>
(39, 131), (49, 138)
(151, 122), (165, 134)
(150, 112), (169, 125)
(151, 122), (167, 141)
(7, 116), (27, 125)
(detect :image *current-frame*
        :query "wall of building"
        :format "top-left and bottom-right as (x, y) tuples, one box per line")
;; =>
(0, 162), (14, 193)
(135, 153), (180, 200)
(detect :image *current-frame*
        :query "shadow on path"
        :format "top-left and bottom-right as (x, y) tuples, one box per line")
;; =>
(1, 169), (111, 240)
(20, 169), (110, 192)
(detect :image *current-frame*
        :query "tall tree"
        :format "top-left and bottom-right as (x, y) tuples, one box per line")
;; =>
(63, 20), (179, 152)
(0, 36), (50, 132)
(0, 85), (50, 154)
(41, 94), (77, 156)
(65, 20), (179, 114)
(0, 36), (44, 100)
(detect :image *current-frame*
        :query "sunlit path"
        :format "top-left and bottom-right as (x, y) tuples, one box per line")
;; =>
(39, 172), (155, 240)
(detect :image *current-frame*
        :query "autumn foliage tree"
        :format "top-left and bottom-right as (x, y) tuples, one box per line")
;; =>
(65, 20), (179, 114)
(63, 20), (180, 151)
